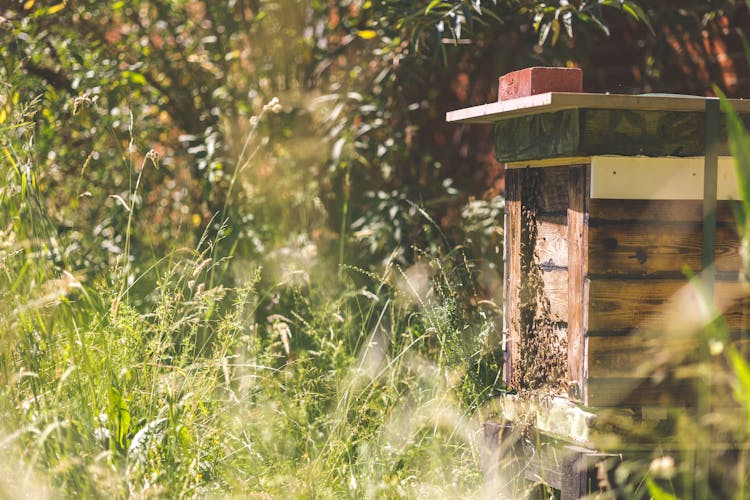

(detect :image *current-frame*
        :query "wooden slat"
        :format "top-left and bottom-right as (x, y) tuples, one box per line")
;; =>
(532, 167), (570, 214)
(492, 109), (746, 162)
(568, 165), (589, 401)
(580, 110), (717, 158)
(536, 215), (568, 269)
(586, 377), (696, 407)
(588, 279), (750, 334)
(446, 92), (558, 123)
(588, 336), (750, 378)
(589, 156), (739, 200)
(588, 336), (694, 378)
(540, 269), (569, 323)
(560, 450), (589, 500)
(446, 92), (750, 124)
(506, 156), (591, 169)
(524, 443), (565, 489)
(504, 169), (522, 387)
(588, 221), (741, 276)
(589, 199), (736, 223)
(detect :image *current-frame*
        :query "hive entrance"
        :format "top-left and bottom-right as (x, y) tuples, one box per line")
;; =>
(512, 169), (568, 392)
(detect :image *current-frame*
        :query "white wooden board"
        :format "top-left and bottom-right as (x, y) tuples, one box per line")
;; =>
(589, 156), (739, 200)
(446, 92), (750, 124)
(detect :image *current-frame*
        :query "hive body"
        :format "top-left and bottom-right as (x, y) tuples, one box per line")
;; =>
(448, 90), (750, 408)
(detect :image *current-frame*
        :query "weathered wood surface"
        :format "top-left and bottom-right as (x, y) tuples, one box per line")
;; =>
(580, 109), (712, 157)
(481, 418), (608, 498)
(588, 221), (741, 276)
(568, 165), (589, 401)
(480, 422), (519, 497)
(493, 108), (747, 162)
(588, 335), (750, 378)
(588, 199), (736, 223)
(494, 394), (595, 444)
(514, 167), (571, 390)
(588, 198), (739, 275)
(532, 167), (570, 214)
(586, 376), (696, 407)
(506, 156), (591, 169)
(588, 279), (750, 334)
(536, 215), (568, 269)
(504, 165), (747, 402)
(541, 269), (569, 323)
(504, 169), (522, 387)
(505, 167), (572, 390)
(588, 335), (690, 378)
(494, 109), (580, 161)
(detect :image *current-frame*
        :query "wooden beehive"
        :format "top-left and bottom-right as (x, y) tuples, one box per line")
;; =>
(448, 87), (750, 408)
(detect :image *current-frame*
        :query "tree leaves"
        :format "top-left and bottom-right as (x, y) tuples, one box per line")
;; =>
(121, 70), (147, 86)
(356, 30), (378, 39)
(47, 1), (67, 15)
(534, 0), (653, 45)
(646, 479), (679, 500)
(599, 0), (655, 36)
(425, 0), (446, 15)
(581, 0), (610, 36)
(621, 1), (655, 35)
(23, 0), (68, 16)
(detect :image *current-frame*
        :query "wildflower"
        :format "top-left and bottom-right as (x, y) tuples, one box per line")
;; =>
(649, 455), (675, 479)
(263, 97), (282, 114)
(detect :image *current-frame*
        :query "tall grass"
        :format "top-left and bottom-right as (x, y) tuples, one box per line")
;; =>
(0, 88), (502, 497)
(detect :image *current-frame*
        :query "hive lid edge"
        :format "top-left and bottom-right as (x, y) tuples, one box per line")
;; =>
(446, 92), (750, 124)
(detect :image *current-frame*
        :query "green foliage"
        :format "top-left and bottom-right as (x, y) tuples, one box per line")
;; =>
(718, 88), (750, 281)
(0, 79), (496, 496)
(0, 223), (490, 496)
(1, 0), (658, 286)
(646, 479), (679, 500)
(2, 0), (317, 283)
(533, 0), (654, 45)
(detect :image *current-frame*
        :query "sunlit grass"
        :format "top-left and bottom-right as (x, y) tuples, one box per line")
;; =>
(0, 89), (501, 498)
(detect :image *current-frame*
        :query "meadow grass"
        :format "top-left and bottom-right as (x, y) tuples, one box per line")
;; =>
(0, 93), (497, 498)
(0, 220), (488, 498)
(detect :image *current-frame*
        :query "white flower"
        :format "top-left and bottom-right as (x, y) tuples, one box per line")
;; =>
(649, 455), (675, 479)
(263, 97), (282, 113)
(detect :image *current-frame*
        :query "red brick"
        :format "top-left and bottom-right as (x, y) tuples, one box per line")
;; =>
(498, 67), (583, 101)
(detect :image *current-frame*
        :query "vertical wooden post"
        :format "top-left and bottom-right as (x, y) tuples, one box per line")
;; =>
(504, 169), (523, 387)
(702, 98), (719, 295)
(696, 96), (720, 500)
(481, 423), (524, 497)
(480, 422), (503, 486)
(567, 165), (589, 402)
(561, 450), (587, 500)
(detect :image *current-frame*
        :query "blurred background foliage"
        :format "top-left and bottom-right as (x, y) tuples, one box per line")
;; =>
(1, 0), (747, 286)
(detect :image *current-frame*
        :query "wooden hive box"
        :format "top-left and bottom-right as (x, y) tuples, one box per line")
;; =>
(448, 85), (750, 408)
